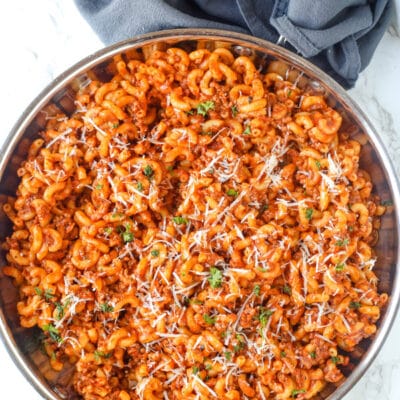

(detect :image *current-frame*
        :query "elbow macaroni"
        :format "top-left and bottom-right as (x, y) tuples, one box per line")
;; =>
(1, 45), (388, 400)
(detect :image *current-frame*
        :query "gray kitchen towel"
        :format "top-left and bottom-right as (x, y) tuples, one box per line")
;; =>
(74, 0), (392, 88)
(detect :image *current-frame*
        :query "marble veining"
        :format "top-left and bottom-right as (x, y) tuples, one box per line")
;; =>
(0, 1), (399, 399)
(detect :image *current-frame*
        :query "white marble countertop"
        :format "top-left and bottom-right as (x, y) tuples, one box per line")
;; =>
(0, 1), (399, 399)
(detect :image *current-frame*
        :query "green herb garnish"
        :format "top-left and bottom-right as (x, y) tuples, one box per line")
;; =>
(349, 301), (361, 309)
(315, 160), (322, 170)
(258, 308), (274, 328)
(253, 285), (261, 296)
(192, 366), (200, 375)
(151, 249), (160, 257)
(233, 334), (245, 353)
(335, 238), (349, 247)
(335, 263), (345, 271)
(291, 389), (306, 398)
(331, 356), (340, 364)
(94, 350), (112, 361)
(197, 101), (215, 117)
(381, 200), (393, 206)
(173, 216), (188, 225)
(281, 351), (286, 357)
(143, 165), (154, 179)
(208, 266), (223, 289)
(283, 284), (292, 295)
(111, 212), (124, 219)
(226, 188), (238, 197)
(104, 227), (113, 235)
(243, 126), (251, 135)
(231, 105), (238, 117)
(310, 351), (316, 359)
(34, 287), (55, 302)
(95, 184), (103, 190)
(203, 314), (216, 325)
(42, 324), (62, 343)
(224, 351), (232, 361)
(100, 303), (114, 313)
(55, 299), (70, 320)
(44, 290), (55, 302)
(305, 208), (314, 221)
(122, 231), (134, 243)
(137, 182), (143, 192)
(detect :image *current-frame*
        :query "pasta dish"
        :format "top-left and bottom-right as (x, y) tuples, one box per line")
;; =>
(1, 44), (388, 400)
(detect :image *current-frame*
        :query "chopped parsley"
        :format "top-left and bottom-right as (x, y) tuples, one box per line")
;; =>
(55, 299), (70, 320)
(111, 212), (124, 219)
(335, 263), (345, 271)
(203, 314), (216, 325)
(335, 238), (349, 247)
(143, 165), (154, 179)
(95, 184), (103, 190)
(331, 356), (340, 364)
(233, 334), (245, 353)
(44, 289), (54, 301)
(243, 125), (251, 135)
(151, 249), (160, 257)
(119, 223), (134, 243)
(196, 100), (215, 117)
(34, 287), (55, 302)
(104, 227), (113, 235)
(231, 105), (238, 117)
(99, 303), (114, 313)
(208, 266), (223, 289)
(94, 350), (112, 361)
(192, 366), (200, 375)
(349, 301), (361, 309)
(281, 351), (286, 357)
(283, 284), (292, 295)
(112, 122), (119, 128)
(291, 389), (306, 398)
(224, 351), (232, 361)
(42, 324), (62, 343)
(121, 231), (133, 243)
(226, 188), (238, 197)
(173, 216), (188, 225)
(305, 208), (314, 221)
(205, 363), (212, 371)
(137, 182), (143, 192)
(315, 160), (322, 170)
(258, 308), (274, 328)
(310, 351), (316, 359)
(253, 284), (261, 296)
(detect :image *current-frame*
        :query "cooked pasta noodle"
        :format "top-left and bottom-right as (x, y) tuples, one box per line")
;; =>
(1, 45), (388, 400)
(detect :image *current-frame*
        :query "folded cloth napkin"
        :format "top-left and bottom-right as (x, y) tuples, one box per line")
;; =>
(75, 0), (392, 88)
